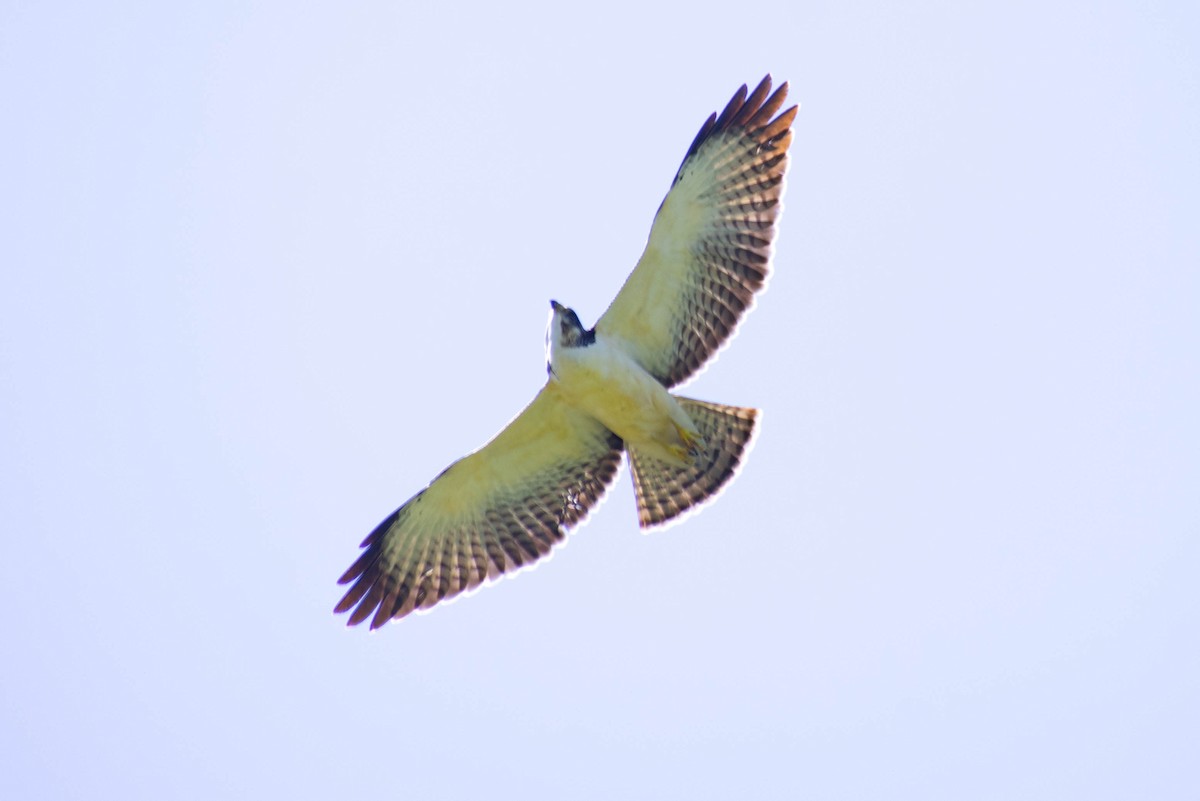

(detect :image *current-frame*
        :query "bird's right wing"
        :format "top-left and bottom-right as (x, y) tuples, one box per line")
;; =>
(596, 76), (796, 388)
(335, 382), (623, 629)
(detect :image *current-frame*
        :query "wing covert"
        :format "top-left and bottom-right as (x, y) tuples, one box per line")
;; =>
(596, 76), (797, 388)
(335, 382), (623, 628)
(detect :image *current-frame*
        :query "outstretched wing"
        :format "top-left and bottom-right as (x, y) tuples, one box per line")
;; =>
(335, 382), (623, 628)
(596, 76), (797, 388)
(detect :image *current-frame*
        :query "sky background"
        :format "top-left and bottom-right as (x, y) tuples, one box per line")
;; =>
(2, 2), (1197, 799)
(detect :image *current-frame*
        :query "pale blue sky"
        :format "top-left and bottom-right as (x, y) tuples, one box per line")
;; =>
(2, 2), (1197, 799)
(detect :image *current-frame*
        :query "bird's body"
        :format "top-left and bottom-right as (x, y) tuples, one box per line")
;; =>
(548, 305), (700, 467)
(335, 76), (797, 628)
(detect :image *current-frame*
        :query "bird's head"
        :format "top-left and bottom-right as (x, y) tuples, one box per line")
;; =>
(548, 300), (594, 349)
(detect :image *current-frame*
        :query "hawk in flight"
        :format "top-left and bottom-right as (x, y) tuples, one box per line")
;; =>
(336, 76), (796, 628)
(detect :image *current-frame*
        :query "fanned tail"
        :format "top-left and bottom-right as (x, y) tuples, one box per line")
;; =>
(628, 398), (759, 529)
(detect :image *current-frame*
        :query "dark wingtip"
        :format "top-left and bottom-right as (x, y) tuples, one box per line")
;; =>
(673, 76), (793, 183)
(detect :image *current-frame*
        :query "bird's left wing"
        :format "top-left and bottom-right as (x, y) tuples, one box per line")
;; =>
(596, 76), (796, 388)
(335, 381), (623, 628)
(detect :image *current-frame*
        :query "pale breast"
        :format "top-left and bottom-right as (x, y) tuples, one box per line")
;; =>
(550, 336), (687, 454)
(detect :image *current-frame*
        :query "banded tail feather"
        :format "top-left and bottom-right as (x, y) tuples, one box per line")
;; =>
(628, 398), (759, 528)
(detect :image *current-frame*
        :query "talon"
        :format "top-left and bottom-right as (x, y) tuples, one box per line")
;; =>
(674, 424), (707, 460)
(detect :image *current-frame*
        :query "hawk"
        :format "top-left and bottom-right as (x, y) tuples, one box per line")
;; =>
(336, 76), (797, 628)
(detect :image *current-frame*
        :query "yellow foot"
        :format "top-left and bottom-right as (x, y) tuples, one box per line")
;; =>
(670, 424), (707, 463)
